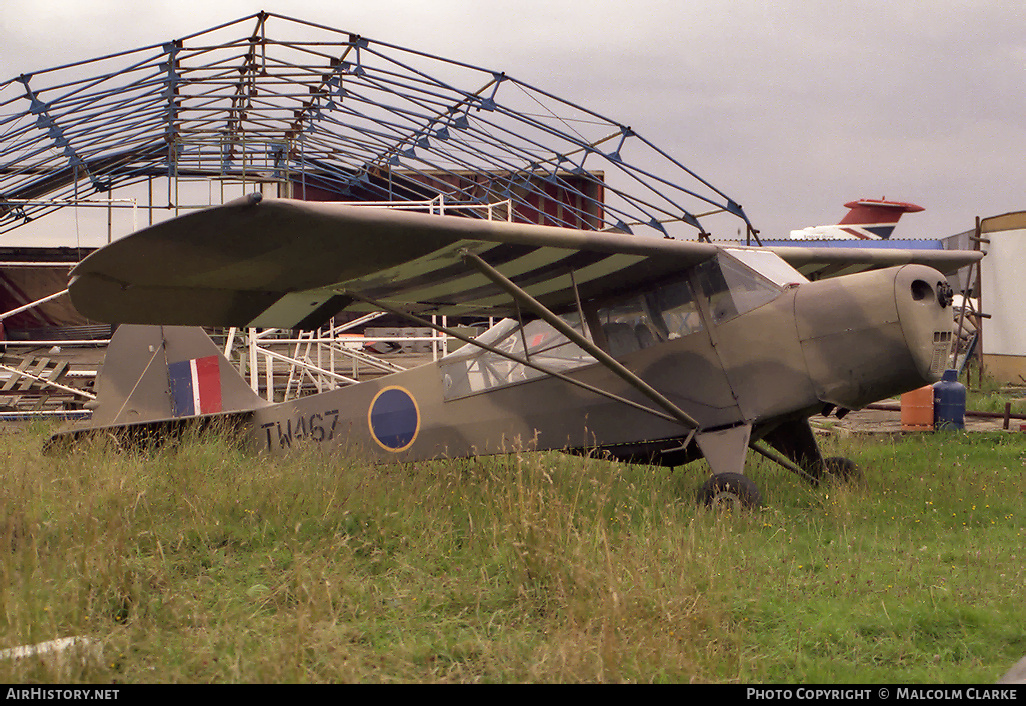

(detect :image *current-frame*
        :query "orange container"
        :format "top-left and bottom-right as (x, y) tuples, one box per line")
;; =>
(900, 385), (934, 431)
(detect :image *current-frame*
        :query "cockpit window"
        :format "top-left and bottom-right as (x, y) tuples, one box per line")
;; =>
(595, 298), (661, 357)
(647, 280), (704, 339)
(591, 278), (705, 356)
(440, 314), (595, 400)
(723, 248), (808, 287)
(439, 251), (785, 400)
(694, 252), (783, 324)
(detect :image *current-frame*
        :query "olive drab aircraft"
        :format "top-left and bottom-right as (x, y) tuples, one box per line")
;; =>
(50, 194), (984, 508)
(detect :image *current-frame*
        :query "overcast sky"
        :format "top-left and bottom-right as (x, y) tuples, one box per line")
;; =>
(2, 0), (1024, 242)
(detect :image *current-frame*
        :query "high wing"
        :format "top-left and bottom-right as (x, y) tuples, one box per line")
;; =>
(69, 194), (721, 328)
(69, 194), (982, 329)
(762, 243), (981, 280)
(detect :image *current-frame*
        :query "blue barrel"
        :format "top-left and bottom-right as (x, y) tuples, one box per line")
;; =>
(933, 369), (966, 431)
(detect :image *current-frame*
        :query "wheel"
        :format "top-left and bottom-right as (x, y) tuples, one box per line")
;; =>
(821, 456), (861, 483)
(697, 472), (763, 510)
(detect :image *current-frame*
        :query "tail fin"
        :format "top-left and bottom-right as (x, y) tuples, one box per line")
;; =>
(85, 325), (269, 428)
(790, 198), (924, 240)
(836, 199), (924, 239)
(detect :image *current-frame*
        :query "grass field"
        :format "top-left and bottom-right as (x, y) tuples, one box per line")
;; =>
(0, 421), (1023, 683)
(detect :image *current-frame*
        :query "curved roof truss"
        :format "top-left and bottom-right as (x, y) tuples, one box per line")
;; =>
(0, 11), (754, 241)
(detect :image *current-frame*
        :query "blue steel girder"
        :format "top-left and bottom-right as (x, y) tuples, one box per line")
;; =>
(0, 11), (754, 240)
(19, 76), (107, 193)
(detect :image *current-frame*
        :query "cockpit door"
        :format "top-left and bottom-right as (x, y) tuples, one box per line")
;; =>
(690, 251), (814, 422)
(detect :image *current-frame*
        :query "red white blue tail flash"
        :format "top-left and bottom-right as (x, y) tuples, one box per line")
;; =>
(790, 199), (924, 240)
(169, 356), (223, 416)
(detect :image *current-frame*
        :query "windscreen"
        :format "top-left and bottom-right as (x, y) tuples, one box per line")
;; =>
(693, 252), (784, 325)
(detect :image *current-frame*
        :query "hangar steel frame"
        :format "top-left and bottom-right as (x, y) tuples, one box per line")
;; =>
(0, 11), (758, 410)
(0, 11), (754, 239)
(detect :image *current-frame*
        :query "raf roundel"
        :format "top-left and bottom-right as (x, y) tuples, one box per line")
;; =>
(367, 386), (421, 452)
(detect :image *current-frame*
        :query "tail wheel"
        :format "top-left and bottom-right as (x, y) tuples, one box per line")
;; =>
(698, 472), (763, 510)
(822, 456), (861, 482)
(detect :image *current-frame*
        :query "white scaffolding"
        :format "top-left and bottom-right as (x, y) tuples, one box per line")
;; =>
(0, 198), (509, 416)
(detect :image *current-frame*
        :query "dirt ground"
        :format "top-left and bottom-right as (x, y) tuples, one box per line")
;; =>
(815, 405), (1025, 436)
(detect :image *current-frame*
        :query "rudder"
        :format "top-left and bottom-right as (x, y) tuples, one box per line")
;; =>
(85, 325), (269, 428)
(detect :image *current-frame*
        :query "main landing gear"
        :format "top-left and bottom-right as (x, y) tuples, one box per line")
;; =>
(698, 455), (860, 511)
(697, 418), (862, 511)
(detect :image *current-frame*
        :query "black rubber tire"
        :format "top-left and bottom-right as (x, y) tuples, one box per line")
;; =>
(697, 472), (763, 510)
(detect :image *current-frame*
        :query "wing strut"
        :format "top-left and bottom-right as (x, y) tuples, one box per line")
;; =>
(459, 250), (701, 434)
(343, 289), (685, 426)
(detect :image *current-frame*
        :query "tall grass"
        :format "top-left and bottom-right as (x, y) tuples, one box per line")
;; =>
(0, 422), (1023, 682)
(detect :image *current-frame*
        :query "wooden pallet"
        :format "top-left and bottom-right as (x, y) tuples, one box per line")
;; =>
(0, 355), (80, 411)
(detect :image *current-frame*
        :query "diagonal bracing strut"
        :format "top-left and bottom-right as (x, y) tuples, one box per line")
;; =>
(342, 289), (685, 426)
(459, 249), (701, 433)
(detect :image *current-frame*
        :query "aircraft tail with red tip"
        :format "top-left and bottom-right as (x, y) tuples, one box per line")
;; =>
(790, 199), (924, 240)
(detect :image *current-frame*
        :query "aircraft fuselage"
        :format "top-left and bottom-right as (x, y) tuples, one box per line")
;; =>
(240, 262), (954, 469)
